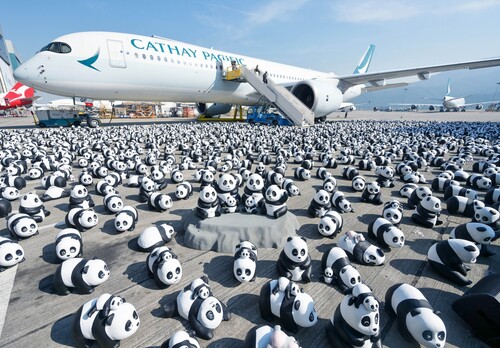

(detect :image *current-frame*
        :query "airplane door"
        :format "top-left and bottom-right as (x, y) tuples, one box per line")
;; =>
(107, 40), (126, 68)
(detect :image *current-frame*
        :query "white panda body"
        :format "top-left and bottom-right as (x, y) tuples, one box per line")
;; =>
(55, 228), (83, 260)
(114, 206), (138, 232)
(65, 208), (98, 232)
(264, 185), (288, 219)
(0, 236), (25, 271)
(54, 258), (110, 294)
(321, 247), (361, 292)
(368, 217), (405, 249)
(138, 223), (175, 252)
(147, 246), (182, 288)
(103, 193), (123, 213)
(164, 330), (201, 348)
(233, 243), (257, 283)
(450, 222), (496, 249)
(7, 213), (38, 239)
(318, 210), (343, 238)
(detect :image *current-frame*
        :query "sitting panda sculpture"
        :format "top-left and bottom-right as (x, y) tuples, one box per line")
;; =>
(361, 181), (383, 205)
(114, 206), (139, 232)
(276, 237), (312, 283)
(427, 239), (479, 285)
(19, 192), (50, 223)
(68, 184), (95, 210)
(194, 185), (221, 220)
(385, 283), (446, 348)
(137, 223), (175, 252)
(147, 246), (182, 288)
(317, 210), (343, 238)
(259, 277), (318, 333)
(411, 196), (443, 228)
(307, 189), (331, 218)
(338, 231), (385, 266)
(162, 276), (231, 340)
(382, 200), (403, 226)
(71, 294), (140, 348)
(321, 246), (361, 294)
(233, 241), (258, 283)
(53, 257), (110, 295)
(264, 184), (288, 219)
(55, 228), (83, 261)
(325, 283), (382, 348)
(0, 236), (25, 272)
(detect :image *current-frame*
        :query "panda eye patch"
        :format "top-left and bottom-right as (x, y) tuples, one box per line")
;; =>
(300, 249), (305, 256)
(292, 249), (298, 256)
(21, 227), (27, 232)
(245, 269), (251, 276)
(88, 217), (93, 223)
(70, 247), (76, 253)
(30, 224), (36, 229)
(206, 310), (214, 321)
(393, 237), (398, 243)
(237, 269), (242, 276)
(422, 330), (433, 341)
(125, 320), (132, 332)
(167, 272), (173, 279)
(484, 237), (491, 242)
(361, 316), (371, 327)
(176, 267), (181, 274)
(437, 331), (445, 340)
(5, 254), (12, 261)
(350, 277), (356, 284)
(60, 250), (66, 256)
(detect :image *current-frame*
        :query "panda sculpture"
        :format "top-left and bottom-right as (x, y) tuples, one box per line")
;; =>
(0, 236), (25, 271)
(450, 222), (498, 257)
(139, 177), (156, 203)
(385, 283), (446, 348)
(96, 180), (116, 196)
(446, 196), (481, 217)
(351, 175), (366, 192)
(53, 257), (110, 295)
(307, 189), (331, 218)
(233, 241), (258, 283)
(242, 173), (265, 208)
(326, 283), (381, 348)
(0, 198), (12, 218)
(276, 236), (312, 283)
(147, 246), (182, 288)
(244, 195), (259, 214)
(65, 208), (99, 232)
(466, 174), (492, 191)
(162, 276), (231, 340)
(170, 169), (184, 184)
(71, 295), (140, 348)
(0, 186), (19, 201)
(114, 206), (139, 232)
(6, 213), (38, 240)
(162, 330), (201, 348)
(485, 187), (500, 205)
(244, 325), (300, 348)
(399, 183), (418, 199)
(138, 223), (175, 252)
(68, 185), (95, 210)
(175, 181), (193, 200)
(321, 246), (361, 294)
(411, 196), (443, 228)
(376, 165), (395, 188)
(147, 192), (173, 212)
(427, 239), (479, 285)
(331, 191), (354, 214)
(194, 185), (221, 220)
(293, 167), (310, 181)
(259, 277), (318, 333)
(338, 231), (385, 266)
(103, 193), (124, 214)
(55, 228), (83, 261)
(361, 181), (383, 205)
(367, 217), (405, 250)
(215, 173), (240, 208)
(19, 192), (50, 223)
(41, 185), (69, 202)
(264, 184), (288, 219)
(342, 167), (359, 180)
(407, 186), (432, 209)
(322, 176), (337, 193)
(473, 206), (500, 230)
(283, 178), (301, 197)
(382, 200), (403, 225)
(317, 210), (343, 238)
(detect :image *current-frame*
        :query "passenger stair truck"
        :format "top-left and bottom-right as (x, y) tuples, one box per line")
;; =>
(224, 65), (315, 126)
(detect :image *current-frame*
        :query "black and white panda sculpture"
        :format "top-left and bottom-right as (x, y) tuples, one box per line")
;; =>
(276, 236), (312, 283)
(139, 177), (156, 203)
(19, 192), (50, 223)
(244, 324), (299, 348)
(71, 294), (140, 348)
(161, 330), (201, 348)
(411, 196), (443, 228)
(338, 231), (385, 266)
(385, 283), (446, 348)
(450, 222), (498, 257)
(114, 206), (139, 232)
(367, 217), (405, 250)
(259, 277), (318, 333)
(307, 189), (331, 218)
(293, 167), (310, 181)
(194, 185), (221, 220)
(317, 210), (343, 238)
(162, 276), (231, 340)
(283, 178), (301, 197)
(233, 241), (258, 283)
(382, 200), (403, 225)
(427, 239), (479, 285)
(446, 196), (482, 217)
(103, 193), (124, 214)
(147, 192), (173, 212)
(6, 213), (38, 240)
(264, 184), (288, 219)
(0, 198), (12, 218)
(68, 184), (95, 210)
(41, 185), (69, 202)
(242, 173), (265, 208)
(0, 236), (25, 271)
(55, 228), (83, 261)
(53, 257), (110, 295)
(175, 181), (193, 200)
(361, 181), (383, 205)
(351, 175), (366, 192)
(65, 208), (99, 232)
(407, 186), (432, 209)
(137, 223), (175, 252)
(473, 206), (500, 230)
(322, 176), (337, 193)
(331, 191), (354, 213)
(326, 283), (381, 348)
(321, 246), (361, 294)
(399, 183), (418, 199)
(147, 246), (182, 288)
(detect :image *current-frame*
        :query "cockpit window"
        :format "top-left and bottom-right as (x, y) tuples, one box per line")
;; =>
(38, 42), (71, 54)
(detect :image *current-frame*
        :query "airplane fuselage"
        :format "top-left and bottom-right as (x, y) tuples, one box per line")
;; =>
(443, 96), (465, 110)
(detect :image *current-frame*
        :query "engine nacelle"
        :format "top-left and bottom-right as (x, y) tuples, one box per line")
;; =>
(290, 79), (343, 118)
(196, 103), (232, 117)
(476, 104), (483, 110)
(429, 105), (435, 111)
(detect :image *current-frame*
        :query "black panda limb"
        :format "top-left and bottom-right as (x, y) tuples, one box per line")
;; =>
(427, 260), (472, 286)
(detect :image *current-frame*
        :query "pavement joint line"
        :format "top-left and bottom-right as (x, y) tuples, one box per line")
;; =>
(0, 265), (18, 338)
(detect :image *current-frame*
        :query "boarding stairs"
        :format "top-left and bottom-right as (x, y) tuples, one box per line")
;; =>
(225, 65), (315, 126)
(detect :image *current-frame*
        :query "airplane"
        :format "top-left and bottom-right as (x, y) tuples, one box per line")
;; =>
(0, 82), (39, 110)
(13, 31), (500, 123)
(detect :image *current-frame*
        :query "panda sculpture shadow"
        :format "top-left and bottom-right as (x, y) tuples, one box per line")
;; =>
(316, 243), (335, 254)
(125, 193), (142, 202)
(38, 274), (57, 294)
(405, 237), (436, 256)
(123, 261), (158, 290)
(227, 294), (261, 325)
(135, 203), (150, 212)
(207, 338), (243, 348)
(203, 255), (240, 288)
(297, 223), (323, 240)
(356, 213), (379, 225)
(50, 313), (75, 346)
(155, 291), (184, 319)
(99, 219), (121, 236)
(41, 242), (62, 264)
(256, 260), (280, 280)
(168, 208), (195, 220)
(53, 203), (71, 213)
(127, 237), (143, 252)
(389, 258), (426, 278)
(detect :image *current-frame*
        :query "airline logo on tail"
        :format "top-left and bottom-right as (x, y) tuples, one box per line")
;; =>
(353, 44), (376, 74)
(0, 82), (38, 110)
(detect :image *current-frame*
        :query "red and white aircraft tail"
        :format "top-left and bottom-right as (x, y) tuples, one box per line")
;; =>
(0, 82), (39, 110)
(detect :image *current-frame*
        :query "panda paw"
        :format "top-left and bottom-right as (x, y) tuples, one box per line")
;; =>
(435, 220), (443, 226)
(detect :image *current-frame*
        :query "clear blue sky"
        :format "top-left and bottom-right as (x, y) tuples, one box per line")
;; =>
(2, 0), (500, 103)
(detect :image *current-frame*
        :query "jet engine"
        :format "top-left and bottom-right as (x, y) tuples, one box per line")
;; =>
(290, 79), (343, 118)
(475, 104), (483, 110)
(196, 103), (232, 117)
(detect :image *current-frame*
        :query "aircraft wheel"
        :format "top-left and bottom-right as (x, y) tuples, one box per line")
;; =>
(87, 118), (101, 128)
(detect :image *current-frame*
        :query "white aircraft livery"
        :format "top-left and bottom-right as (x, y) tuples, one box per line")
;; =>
(13, 31), (500, 121)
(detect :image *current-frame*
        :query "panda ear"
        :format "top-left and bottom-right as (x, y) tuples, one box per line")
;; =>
(301, 237), (307, 242)
(410, 309), (421, 317)
(348, 297), (356, 306)
(82, 265), (89, 274)
(294, 300), (301, 311)
(433, 310), (441, 316)
(464, 245), (477, 252)
(287, 237), (293, 242)
(201, 275), (209, 284)
(219, 173), (222, 178)
(105, 313), (115, 326)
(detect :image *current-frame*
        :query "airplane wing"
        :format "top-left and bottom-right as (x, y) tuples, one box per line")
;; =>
(336, 57), (500, 86)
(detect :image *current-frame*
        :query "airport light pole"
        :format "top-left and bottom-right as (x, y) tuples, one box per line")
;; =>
(494, 82), (500, 102)
(403, 88), (408, 105)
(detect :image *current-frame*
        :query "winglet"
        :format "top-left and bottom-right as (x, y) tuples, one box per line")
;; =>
(446, 78), (451, 96)
(353, 44), (376, 74)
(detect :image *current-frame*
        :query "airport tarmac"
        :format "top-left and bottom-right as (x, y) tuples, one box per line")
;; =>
(0, 111), (498, 348)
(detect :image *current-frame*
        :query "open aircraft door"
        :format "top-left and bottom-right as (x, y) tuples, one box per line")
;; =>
(107, 40), (127, 68)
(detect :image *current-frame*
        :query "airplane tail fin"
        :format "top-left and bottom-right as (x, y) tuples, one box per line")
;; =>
(353, 44), (376, 74)
(4, 82), (35, 100)
(446, 79), (451, 96)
